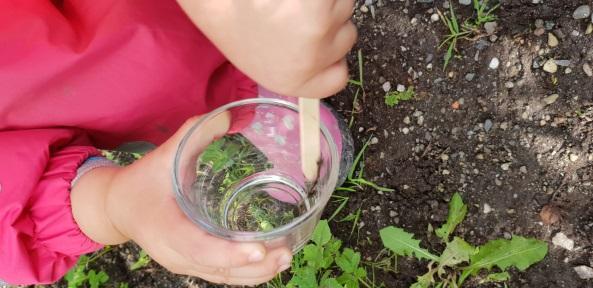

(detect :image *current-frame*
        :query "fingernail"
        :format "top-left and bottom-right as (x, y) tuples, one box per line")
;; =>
(248, 250), (264, 262)
(278, 253), (292, 267)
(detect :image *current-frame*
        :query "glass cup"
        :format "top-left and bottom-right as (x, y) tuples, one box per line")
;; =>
(173, 98), (340, 252)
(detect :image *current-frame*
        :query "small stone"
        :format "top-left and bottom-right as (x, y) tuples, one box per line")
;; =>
(484, 119), (493, 132)
(483, 204), (493, 214)
(402, 127), (410, 135)
(442, 169), (450, 175)
(389, 210), (398, 217)
(505, 81), (514, 89)
(535, 19), (544, 28)
(573, 5), (591, 20)
(552, 232), (574, 251)
(565, 67), (573, 74)
(543, 94), (559, 105)
(495, 179), (502, 186)
(574, 266), (593, 280)
(417, 116), (424, 126)
(403, 116), (411, 124)
(370, 137), (379, 145)
(465, 73), (476, 81)
(503, 232), (512, 240)
(489, 57), (500, 69)
(586, 23), (593, 35)
(555, 60), (571, 67)
(360, 5), (369, 13)
(520, 166), (528, 174)
(431, 13), (440, 22)
(382, 81), (392, 92)
(570, 153), (579, 162)
(548, 33), (559, 47)
(501, 163), (511, 171)
(484, 22), (497, 35)
(543, 59), (558, 73)
(583, 63), (593, 77)
(441, 154), (449, 161)
(459, 0), (471, 5)
(534, 27), (545, 36)
(397, 84), (406, 92)
(545, 21), (555, 30)
(540, 204), (561, 225)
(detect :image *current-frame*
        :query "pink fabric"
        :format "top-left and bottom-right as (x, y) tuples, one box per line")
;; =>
(0, 1), (256, 285)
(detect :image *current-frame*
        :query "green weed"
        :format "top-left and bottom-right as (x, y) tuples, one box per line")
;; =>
(130, 250), (151, 271)
(438, 1), (499, 69)
(65, 247), (112, 288)
(379, 193), (548, 287)
(274, 220), (371, 288)
(348, 49), (365, 128)
(385, 86), (415, 108)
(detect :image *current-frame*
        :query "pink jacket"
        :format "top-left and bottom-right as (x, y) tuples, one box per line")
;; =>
(0, 1), (255, 284)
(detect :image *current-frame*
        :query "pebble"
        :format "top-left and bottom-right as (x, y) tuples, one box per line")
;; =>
(554, 60), (571, 67)
(397, 84), (406, 92)
(370, 137), (379, 145)
(584, 63), (593, 77)
(402, 127), (410, 135)
(565, 67), (573, 74)
(382, 81), (392, 92)
(495, 179), (502, 186)
(504, 232), (512, 240)
(552, 232), (574, 251)
(587, 23), (593, 35)
(535, 19), (544, 28)
(573, 5), (591, 20)
(484, 22), (497, 34)
(389, 210), (398, 217)
(505, 81), (514, 89)
(403, 116), (411, 124)
(442, 169), (450, 175)
(441, 154), (450, 161)
(465, 73), (476, 81)
(501, 163), (511, 171)
(483, 204), (493, 214)
(534, 27), (545, 36)
(574, 266), (593, 280)
(548, 33), (559, 47)
(543, 59), (558, 73)
(431, 13), (440, 22)
(520, 166), (528, 174)
(417, 116), (424, 126)
(570, 153), (579, 162)
(360, 5), (369, 13)
(459, 0), (471, 5)
(543, 94), (559, 105)
(489, 57), (500, 69)
(484, 119), (493, 132)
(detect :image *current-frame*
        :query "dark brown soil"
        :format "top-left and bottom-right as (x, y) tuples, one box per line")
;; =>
(38, 1), (593, 288)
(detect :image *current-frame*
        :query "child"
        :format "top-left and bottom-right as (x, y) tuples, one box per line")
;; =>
(0, 0), (356, 286)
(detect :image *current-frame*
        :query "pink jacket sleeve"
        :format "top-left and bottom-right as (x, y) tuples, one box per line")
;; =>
(0, 129), (104, 285)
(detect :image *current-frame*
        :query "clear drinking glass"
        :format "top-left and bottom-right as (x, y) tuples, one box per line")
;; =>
(173, 98), (339, 252)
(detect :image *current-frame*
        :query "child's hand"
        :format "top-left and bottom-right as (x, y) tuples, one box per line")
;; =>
(178, 0), (357, 99)
(71, 115), (292, 286)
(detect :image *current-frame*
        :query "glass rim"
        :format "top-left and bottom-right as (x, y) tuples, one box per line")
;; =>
(172, 97), (340, 241)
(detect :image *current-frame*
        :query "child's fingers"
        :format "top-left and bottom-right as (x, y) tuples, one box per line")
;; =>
(328, 21), (358, 64)
(331, 0), (355, 24)
(296, 58), (349, 99)
(184, 247), (292, 286)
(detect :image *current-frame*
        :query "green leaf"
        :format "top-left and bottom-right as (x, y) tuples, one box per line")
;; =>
(130, 250), (151, 271)
(480, 272), (511, 284)
(410, 270), (434, 288)
(336, 248), (361, 273)
(435, 192), (467, 242)
(119, 283), (130, 288)
(312, 220), (332, 246)
(288, 266), (318, 288)
(380, 227), (439, 261)
(303, 245), (324, 269)
(88, 270), (109, 288)
(320, 277), (343, 288)
(459, 236), (548, 286)
(437, 237), (476, 276)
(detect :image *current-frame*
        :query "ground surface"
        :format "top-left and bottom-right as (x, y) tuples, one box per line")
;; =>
(31, 1), (593, 287)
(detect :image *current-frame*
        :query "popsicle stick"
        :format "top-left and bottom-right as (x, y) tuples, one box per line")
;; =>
(299, 98), (321, 182)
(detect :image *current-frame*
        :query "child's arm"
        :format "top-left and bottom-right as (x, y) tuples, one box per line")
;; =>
(70, 116), (292, 286)
(177, 0), (357, 99)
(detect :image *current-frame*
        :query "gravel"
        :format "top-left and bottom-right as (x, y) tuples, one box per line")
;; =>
(459, 0), (471, 5)
(484, 22), (497, 35)
(484, 119), (493, 132)
(489, 57), (500, 69)
(548, 33), (559, 47)
(543, 94), (559, 105)
(543, 59), (558, 73)
(382, 81), (392, 92)
(465, 73), (476, 81)
(573, 5), (591, 20)
(584, 63), (593, 77)
(552, 232), (574, 251)
(574, 266), (593, 280)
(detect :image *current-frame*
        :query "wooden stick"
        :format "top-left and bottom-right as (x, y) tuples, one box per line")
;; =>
(298, 98), (321, 182)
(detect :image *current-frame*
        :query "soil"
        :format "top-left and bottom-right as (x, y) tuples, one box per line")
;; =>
(36, 1), (593, 288)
